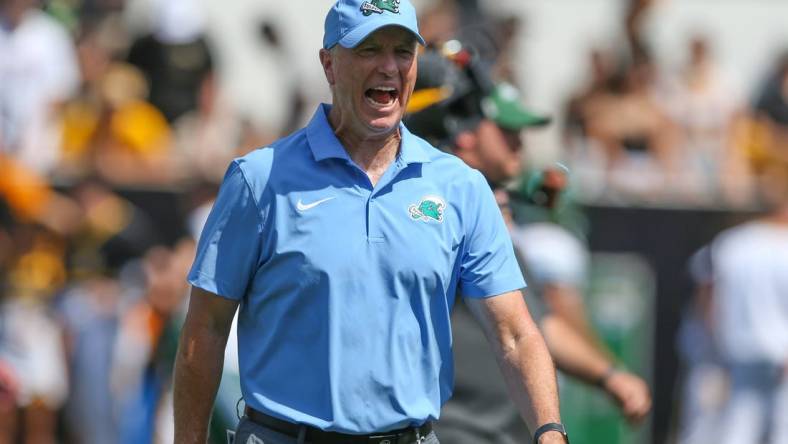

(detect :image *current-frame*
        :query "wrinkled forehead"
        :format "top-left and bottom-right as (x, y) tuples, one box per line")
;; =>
(356, 25), (420, 47)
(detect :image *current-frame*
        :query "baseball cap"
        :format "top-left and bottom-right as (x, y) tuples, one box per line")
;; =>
(323, 0), (425, 49)
(482, 83), (551, 131)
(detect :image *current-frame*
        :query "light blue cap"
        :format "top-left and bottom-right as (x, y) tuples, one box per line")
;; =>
(323, 0), (425, 49)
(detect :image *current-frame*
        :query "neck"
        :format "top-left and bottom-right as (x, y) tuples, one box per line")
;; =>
(328, 107), (401, 182)
(338, 128), (401, 171)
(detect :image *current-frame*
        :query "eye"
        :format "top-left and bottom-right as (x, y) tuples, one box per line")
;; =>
(396, 47), (415, 58)
(356, 46), (378, 56)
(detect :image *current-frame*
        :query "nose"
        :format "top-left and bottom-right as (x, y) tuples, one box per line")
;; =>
(377, 50), (398, 77)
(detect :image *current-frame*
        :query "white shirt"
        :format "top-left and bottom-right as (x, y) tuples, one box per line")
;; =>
(712, 220), (788, 364)
(0, 9), (79, 171)
(511, 222), (589, 289)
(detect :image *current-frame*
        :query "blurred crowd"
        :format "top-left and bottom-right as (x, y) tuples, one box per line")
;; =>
(0, 0), (787, 443)
(560, 3), (788, 207)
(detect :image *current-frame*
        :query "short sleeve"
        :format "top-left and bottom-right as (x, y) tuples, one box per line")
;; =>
(459, 172), (526, 298)
(187, 162), (264, 300)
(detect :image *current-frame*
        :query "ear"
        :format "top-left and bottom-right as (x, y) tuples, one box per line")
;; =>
(319, 48), (336, 86)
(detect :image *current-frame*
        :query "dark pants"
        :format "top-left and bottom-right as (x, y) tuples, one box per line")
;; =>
(232, 417), (441, 444)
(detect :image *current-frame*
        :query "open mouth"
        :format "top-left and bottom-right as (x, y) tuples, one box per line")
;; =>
(364, 86), (399, 107)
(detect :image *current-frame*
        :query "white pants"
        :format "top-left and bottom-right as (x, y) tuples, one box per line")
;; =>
(676, 363), (728, 444)
(718, 362), (788, 444)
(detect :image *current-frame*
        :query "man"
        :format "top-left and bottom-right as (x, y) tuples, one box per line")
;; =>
(674, 245), (726, 444)
(173, 1), (568, 443)
(0, 0), (79, 173)
(405, 48), (651, 443)
(509, 165), (652, 422)
(710, 166), (788, 444)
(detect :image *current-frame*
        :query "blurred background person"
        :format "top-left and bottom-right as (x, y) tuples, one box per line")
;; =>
(709, 166), (788, 444)
(405, 46), (651, 444)
(582, 52), (682, 201)
(0, 199), (20, 444)
(57, 245), (123, 444)
(59, 59), (175, 186)
(510, 165), (599, 347)
(0, 222), (69, 444)
(56, 177), (158, 444)
(748, 51), (788, 186)
(112, 240), (193, 444)
(0, 0), (80, 175)
(661, 35), (753, 205)
(125, 0), (212, 125)
(672, 245), (727, 444)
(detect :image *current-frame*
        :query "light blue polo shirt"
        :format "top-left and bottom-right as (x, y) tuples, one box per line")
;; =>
(188, 104), (525, 434)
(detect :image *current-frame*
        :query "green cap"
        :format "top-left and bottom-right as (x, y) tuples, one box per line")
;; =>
(481, 82), (551, 130)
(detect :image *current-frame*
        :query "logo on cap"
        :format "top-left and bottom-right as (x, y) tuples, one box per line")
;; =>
(360, 0), (400, 16)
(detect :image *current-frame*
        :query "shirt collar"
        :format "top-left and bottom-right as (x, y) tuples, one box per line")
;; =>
(398, 122), (432, 165)
(306, 104), (432, 165)
(306, 104), (352, 162)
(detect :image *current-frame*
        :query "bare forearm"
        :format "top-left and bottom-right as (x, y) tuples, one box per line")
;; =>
(467, 292), (565, 443)
(173, 318), (229, 443)
(544, 285), (609, 355)
(495, 322), (561, 434)
(541, 315), (611, 385)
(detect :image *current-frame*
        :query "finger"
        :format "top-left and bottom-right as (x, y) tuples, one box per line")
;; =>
(624, 396), (652, 424)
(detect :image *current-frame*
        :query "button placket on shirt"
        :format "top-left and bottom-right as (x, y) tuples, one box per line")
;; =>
(367, 158), (406, 243)
(367, 195), (385, 243)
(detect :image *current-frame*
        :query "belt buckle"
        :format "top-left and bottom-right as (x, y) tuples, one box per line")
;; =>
(368, 433), (398, 444)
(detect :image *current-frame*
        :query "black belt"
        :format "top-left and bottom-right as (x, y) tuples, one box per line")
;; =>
(244, 407), (433, 444)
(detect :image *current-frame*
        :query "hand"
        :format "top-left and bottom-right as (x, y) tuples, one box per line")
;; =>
(603, 370), (652, 424)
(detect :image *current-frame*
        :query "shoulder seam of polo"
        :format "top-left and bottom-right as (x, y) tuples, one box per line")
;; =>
(233, 160), (267, 233)
(464, 169), (489, 246)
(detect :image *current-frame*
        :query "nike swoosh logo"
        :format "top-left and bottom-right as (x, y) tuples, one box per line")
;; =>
(296, 196), (336, 212)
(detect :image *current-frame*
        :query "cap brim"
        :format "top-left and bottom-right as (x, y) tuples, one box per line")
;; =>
(482, 82), (551, 130)
(338, 20), (425, 48)
(494, 110), (552, 130)
(487, 96), (551, 130)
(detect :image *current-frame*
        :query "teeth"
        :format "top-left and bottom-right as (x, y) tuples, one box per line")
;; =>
(372, 87), (396, 92)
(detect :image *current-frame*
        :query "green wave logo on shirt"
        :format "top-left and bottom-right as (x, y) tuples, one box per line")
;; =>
(360, 0), (400, 16)
(409, 195), (445, 223)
